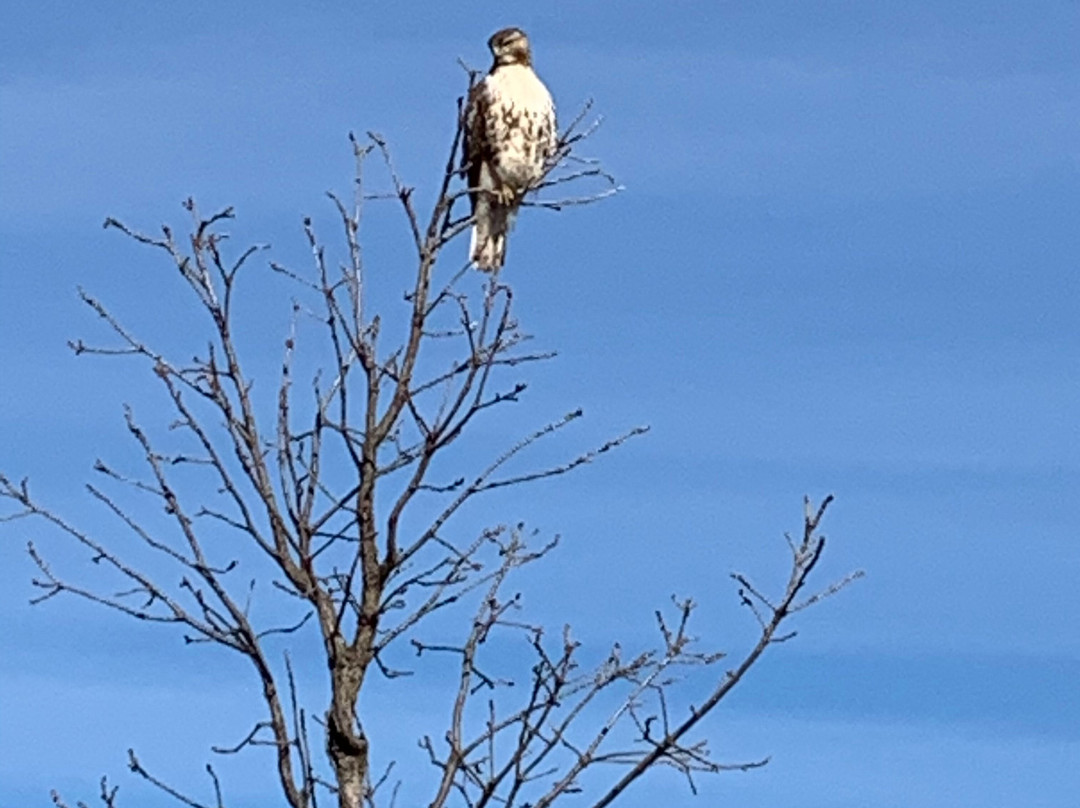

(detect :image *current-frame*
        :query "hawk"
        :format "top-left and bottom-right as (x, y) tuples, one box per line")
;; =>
(463, 27), (557, 271)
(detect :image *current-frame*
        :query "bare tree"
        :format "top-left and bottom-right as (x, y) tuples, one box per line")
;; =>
(1, 78), (859, 808)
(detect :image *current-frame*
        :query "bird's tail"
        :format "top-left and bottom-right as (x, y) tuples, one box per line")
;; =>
(470, 198), (514, 272)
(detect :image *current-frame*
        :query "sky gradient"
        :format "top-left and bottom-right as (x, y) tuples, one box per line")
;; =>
(2, 2), (1078, 807)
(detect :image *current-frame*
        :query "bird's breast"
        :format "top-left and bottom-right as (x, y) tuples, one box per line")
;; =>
(483, 66), (556, 189)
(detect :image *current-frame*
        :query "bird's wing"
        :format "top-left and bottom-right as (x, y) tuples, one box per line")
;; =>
(463, 79), (492, 215)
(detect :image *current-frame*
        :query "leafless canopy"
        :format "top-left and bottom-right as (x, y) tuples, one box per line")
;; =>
(2, 77), (859, 808)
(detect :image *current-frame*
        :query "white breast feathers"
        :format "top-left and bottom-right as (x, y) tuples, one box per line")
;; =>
(482, 64), (556, 191)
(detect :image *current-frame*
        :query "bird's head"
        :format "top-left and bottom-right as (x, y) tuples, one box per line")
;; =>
(488, 27), (532, 67)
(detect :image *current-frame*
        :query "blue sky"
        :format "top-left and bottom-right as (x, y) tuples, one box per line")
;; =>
(2, 1), (1078, 806)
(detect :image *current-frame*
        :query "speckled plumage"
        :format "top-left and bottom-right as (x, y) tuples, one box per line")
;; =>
(463, 28), (557, 270)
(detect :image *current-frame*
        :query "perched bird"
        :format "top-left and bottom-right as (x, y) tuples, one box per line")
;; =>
(463, 27), (557, 271)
